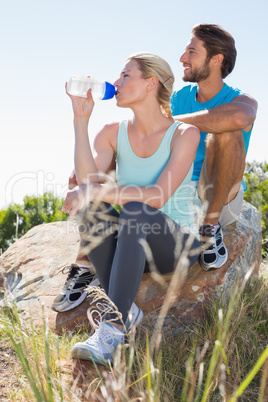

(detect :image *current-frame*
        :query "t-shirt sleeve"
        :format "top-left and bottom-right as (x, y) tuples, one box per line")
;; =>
(171, 85), (193, 116)
(224, 87), (244, 102)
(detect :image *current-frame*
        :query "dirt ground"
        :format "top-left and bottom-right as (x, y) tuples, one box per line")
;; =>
(0, 345), (108, 401)
(0, 346), (22, 401)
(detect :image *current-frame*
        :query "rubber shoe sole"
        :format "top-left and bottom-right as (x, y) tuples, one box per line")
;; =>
(51, 291), (88, 312)
(52, 277), (100, 312)
(71, 343), (110, 366)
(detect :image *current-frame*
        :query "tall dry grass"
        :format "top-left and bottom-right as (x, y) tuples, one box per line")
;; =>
(0, 261), (267, 401)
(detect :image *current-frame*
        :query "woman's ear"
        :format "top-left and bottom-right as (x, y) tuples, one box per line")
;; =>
(146, 76), (159, 92)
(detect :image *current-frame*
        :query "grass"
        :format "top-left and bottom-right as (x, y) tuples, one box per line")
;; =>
(0, 264), (267, 401)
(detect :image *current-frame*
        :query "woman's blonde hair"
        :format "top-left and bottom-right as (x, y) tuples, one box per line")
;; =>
(127, 52), (174, 117)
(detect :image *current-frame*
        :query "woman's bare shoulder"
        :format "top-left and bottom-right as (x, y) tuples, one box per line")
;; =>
(174, 122), (200, 143)
(97, 121), (120, 136)
(94, 121), (120, 152)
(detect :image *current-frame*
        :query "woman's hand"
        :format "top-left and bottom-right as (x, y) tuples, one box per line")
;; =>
(62, 182), (104, 214)
(62, 185), (88, 215)
(68, 169), (78, 190)
(65, 83), (95, 120)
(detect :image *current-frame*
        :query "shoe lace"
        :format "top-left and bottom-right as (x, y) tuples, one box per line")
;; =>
(87, 302), (110, 329)
(212, 226), (224, 251)
(84, 323), (121, 352)
(62, 265), (95, 291)
(59, 265), (78, 291)
(86, 305), (123, 350)
(62, 264), (77, 276)
(200, 224), (220, 251)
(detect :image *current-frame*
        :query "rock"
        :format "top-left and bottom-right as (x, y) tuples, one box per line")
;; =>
(0, 201), (262, 336)
(0, 219), (81, 332)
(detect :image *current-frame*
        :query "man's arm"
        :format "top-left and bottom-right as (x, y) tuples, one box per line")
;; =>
(173, 94), (258, 134)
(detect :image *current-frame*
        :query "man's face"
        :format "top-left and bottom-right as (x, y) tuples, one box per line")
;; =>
(180, 36), (211, 83)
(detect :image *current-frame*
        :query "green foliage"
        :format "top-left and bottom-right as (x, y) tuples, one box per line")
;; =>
(0, 192), (67, 253)
(244, 161), (268, 257)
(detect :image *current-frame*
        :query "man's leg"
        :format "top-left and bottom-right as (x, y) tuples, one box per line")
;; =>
(198, 130), (245, 270)
(199, 130), (245, 224)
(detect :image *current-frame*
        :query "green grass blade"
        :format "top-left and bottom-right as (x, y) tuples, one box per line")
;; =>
(7, 334), (45, 401)
(146, 332), (152, 393)
(229, 347), (268, 401)
(201, 340), (222, 402)
(45, 319), (54, 401)
(55, 335), (64, 402)
(181, 342), (195, 401)
(194, 362), (204, 402)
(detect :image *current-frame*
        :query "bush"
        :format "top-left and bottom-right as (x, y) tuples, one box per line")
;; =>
(244, 161), (268, 257)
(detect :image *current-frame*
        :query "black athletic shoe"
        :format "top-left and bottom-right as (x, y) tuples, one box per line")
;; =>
(199, 223), (228, 271)
(51, 264), (100, 312)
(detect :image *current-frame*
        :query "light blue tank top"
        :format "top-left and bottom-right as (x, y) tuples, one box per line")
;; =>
(116, 120), (196, 231)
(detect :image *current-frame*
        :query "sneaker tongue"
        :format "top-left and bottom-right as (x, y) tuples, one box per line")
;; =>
(97, 323), (124, 349)
(70, 265), (79, 274)
(200, 224), (219, 237)
(102, 323), (125, 342)
(200, 225), (213, 237)
(104, 322), (123, 334)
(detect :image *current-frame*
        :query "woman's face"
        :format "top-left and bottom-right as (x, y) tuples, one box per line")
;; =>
(113, 59), (149, 108)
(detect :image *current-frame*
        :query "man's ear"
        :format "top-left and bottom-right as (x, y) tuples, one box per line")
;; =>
(212, 53), (224, 66)
(146, 76), (159, 92)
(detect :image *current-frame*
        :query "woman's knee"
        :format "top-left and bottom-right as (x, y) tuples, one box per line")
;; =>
(120, 201), (144, 217)
(77, 201), (119, 241)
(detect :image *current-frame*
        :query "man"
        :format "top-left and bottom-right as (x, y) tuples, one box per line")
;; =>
(52, 23), (257, 312)
(172, 23), (257, 271)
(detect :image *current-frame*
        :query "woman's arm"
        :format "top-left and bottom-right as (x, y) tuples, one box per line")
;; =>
(63, 123), (200, 214)
(67, 88), (116, 185)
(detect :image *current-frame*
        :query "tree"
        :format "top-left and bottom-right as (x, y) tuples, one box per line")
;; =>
(0, 192), (67, 253)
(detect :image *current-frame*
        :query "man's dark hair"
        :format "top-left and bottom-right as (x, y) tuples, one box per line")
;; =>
(192, 24), (237, 78)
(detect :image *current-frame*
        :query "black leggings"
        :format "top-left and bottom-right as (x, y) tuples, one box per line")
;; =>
(78, 201), (200, 324)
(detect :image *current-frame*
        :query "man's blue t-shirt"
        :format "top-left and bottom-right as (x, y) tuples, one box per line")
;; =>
(171, 83), (253, 181)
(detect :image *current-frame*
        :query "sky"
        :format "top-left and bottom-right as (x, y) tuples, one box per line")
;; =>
(1, 0), (267, 209)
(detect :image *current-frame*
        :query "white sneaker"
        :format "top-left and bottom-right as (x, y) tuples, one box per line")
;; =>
(51, 264), (100, 312)
(71, 322), (124, 366)
(124, 302), (143, 332)
(199, 223), (228, 271)
(86, 300), (143, 333)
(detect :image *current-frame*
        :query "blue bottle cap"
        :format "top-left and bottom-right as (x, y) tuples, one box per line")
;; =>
(102, 82), (116, 100)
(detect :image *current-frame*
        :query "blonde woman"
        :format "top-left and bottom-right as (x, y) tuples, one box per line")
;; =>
(57, 52), (200, 365)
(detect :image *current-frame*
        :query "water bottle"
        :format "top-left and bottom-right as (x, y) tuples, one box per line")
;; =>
(66, 76), (116, 100)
